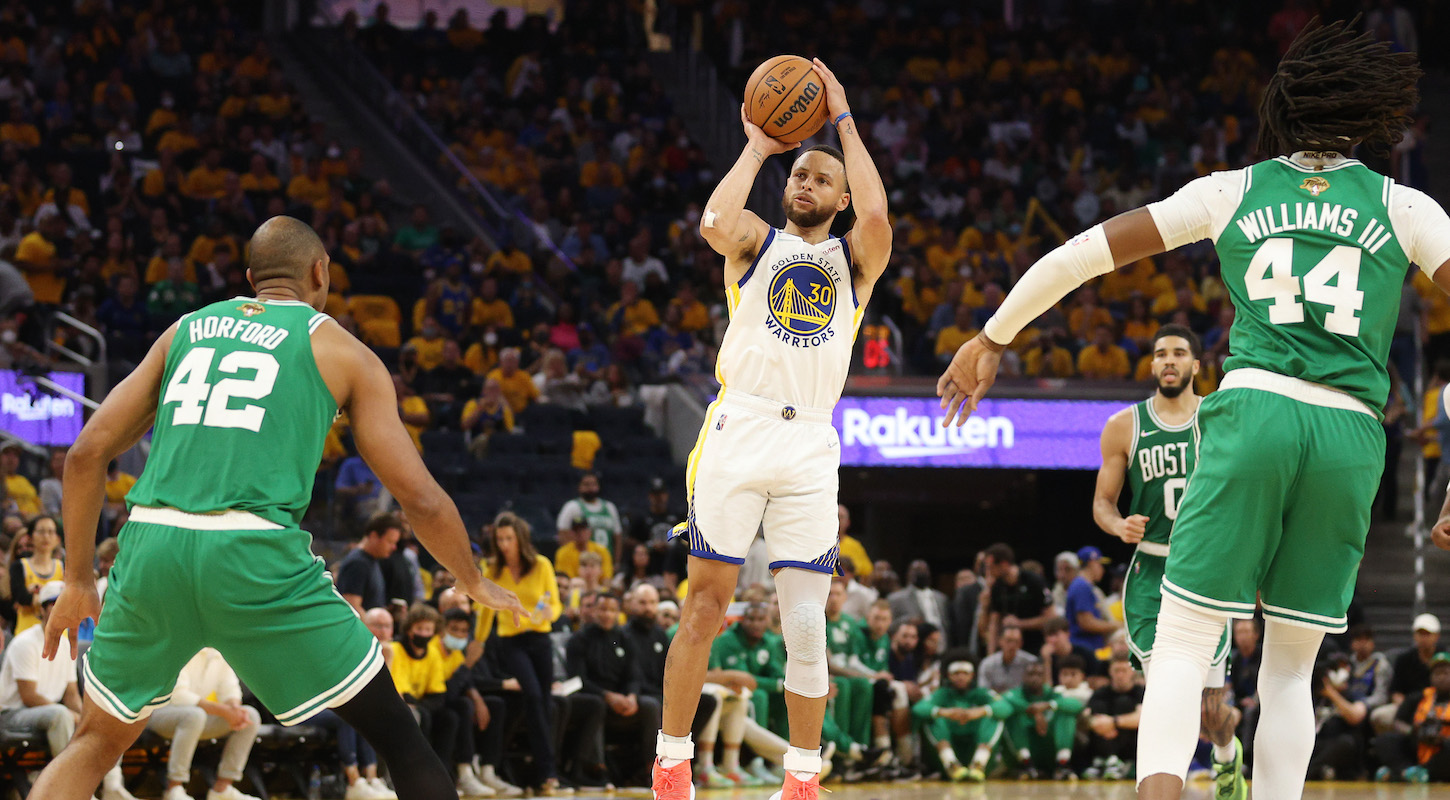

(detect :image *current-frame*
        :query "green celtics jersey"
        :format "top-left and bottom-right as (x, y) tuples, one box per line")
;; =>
(708, 624), (786, 693)
(859, 629), (890, 673)
(912, 685), (998, 720)
(1216, 157), (1410, 413)
(826, 613), (866, 658)
(128, 298), (336, 526)
(1125, 398), (1198, 546)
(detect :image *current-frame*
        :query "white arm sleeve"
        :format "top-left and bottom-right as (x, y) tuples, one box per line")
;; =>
(982, 169), (1247, 346)
(1389, 184), (1450, 279)
(981, 224), (1116, 345)
(1144, 169), (1246, 249)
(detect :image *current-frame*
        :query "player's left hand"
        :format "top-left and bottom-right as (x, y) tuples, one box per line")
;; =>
(42, 582), (100, 661)
(938, 334), (1004, 427)
(810, 59), (849, 121)
(1433, 516), (1450, 551)
(466, 578), (530, 628)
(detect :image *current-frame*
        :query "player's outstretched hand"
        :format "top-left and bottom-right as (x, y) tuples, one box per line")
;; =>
(1116, 514), (1148, 544)
(810, 58), (849, 121)
(42, 582), (100, 661)
(1432, 516), (1450, 551)
(467, 579), (530, 628)
(740, 103), (798, 157)
(938, 334), (1004, 427)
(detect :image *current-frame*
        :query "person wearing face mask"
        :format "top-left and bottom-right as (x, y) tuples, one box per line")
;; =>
(407, 317), (448, 372)
(390, 604), (492, 797)
(555, 473), (623, 566)
(436, 608), (504, 797)
(1308, 653), (1370, 780)
(887, 560), (952, 647)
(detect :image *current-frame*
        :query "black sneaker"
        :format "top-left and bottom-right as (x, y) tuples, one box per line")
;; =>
(1053, 765), (1077, 781)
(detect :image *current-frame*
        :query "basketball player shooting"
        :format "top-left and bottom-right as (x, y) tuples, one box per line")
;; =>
(651, 59), (891, 800)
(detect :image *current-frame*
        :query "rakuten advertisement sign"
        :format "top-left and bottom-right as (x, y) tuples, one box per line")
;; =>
(0, 371), (85, 446)
(834, 396), (1122, 469)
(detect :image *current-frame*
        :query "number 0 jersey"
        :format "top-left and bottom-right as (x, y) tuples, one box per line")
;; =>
(718, 228), (864, 409)
(127, 298), (337, 526)
(1148, 152), (1450, 416)
(1125, 398), (1198, 547)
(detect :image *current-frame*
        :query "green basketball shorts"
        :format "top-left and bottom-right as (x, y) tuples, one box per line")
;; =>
(85, 507), (384, 726)
(1124, 550), (1229, 685)
(1162, 380), (1384, 634)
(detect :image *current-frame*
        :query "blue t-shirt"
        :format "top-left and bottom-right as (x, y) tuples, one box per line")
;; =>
(1065, 575), (1106, 651)
(335, 456), (380, 504)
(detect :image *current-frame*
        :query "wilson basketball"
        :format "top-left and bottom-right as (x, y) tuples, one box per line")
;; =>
(744, 55), (828, 143)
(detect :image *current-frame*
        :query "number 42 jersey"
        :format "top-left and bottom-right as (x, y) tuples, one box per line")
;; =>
(1147, 152), (1450, 416)
(128, 298), (337, 526)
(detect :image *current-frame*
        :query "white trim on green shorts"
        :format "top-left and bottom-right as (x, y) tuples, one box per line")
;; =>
(1161, 578), (1256, 617)
(273, 639), (384, 726)
(1260, 601), (1349, 634)
(82, 653), (174, 724)
(129, 505), (282, 531)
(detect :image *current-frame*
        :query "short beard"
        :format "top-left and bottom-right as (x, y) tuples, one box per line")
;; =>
(1157, 378), (1187, 399)
(782, 196), (834, 229)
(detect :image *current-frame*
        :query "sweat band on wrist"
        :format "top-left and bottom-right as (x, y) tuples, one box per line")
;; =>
(833, 111), (853, 127)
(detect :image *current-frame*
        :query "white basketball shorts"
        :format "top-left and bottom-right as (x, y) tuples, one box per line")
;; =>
(673, 391), (840, 573)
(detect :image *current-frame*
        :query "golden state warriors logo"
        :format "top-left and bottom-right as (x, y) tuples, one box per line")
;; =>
(238, 302), (266, 317)
(1299, 176), (1330, 197)
(768, 260), (834, 338)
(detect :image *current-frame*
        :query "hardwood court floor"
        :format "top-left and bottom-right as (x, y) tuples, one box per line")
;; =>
(570, 781), (1450, 800)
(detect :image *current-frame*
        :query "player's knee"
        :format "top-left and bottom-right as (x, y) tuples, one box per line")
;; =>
(781, 601), (828, 698)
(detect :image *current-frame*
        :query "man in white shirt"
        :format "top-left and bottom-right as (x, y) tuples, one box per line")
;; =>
(838, 557), (877, 621)
(0, 582), (134, 800)
(144, 648), (262, 800)
(621, 235), (668, 288)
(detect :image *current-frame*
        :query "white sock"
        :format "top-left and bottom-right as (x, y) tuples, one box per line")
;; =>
(787, 746), (821, 781)
(873, 733), (891, 749)
(699, 743), (715, 772)
(938, 746), (959, 768)
(658, 731), (694, 768)
(971, 745), (992, 769)
(1253, 619), (1323, 800)
(1136, 596), (1225, 785)
(1213, 740), (1237, 764)
(722, 746), (740, 773)
(1056, 749), (1072, 764)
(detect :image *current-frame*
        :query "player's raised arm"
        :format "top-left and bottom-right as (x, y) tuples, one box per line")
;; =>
(45, 324), (176, 659)
(699, 105), (796, 262)
(327, 324), (528, 621)
(812, 59), (891, 284)
(1093, 409), (1147, 545)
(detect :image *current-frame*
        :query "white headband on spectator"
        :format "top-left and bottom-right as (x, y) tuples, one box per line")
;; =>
(947, 660), (974, 675)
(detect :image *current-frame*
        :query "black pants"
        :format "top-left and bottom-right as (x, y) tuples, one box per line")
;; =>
(1309, 716), (1364, 779)
(429, 695), (476, 768)
(495, 632), (558, 780)
(477, 695), (507, 767)
(1374, 731), (1450, 780)
(1091, 729), (1137, 761)
(602, 695), (663, 783)
(554, 692), (606, 778)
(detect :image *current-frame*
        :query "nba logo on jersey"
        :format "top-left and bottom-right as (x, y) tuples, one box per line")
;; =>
(716, 413), (728, 430)
(767, 260), (835, 345)
(1300, 176), (1330, 196)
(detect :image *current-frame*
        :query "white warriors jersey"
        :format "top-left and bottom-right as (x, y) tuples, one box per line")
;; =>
(717, 228), (865, 409)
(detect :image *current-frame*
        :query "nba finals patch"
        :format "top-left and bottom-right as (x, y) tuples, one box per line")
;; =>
(1299, 176), (1330, 197)
(238, 302), (267, 317)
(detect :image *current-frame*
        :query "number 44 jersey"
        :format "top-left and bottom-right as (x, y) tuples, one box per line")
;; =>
(1147, 152), (1450, 416)
(128, 298), (336, 526)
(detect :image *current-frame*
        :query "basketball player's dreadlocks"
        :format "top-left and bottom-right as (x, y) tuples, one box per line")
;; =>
(1257, 16), (1422, 158)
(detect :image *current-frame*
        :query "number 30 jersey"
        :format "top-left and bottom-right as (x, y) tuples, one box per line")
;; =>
(1126, 399), (1197, 547)
(128, 297), (337, 526)
(1148, 152), (1450, 416)
(718, 228), (864, 409)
